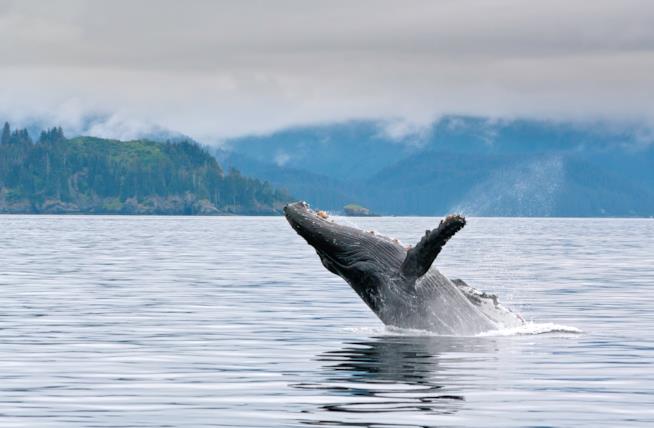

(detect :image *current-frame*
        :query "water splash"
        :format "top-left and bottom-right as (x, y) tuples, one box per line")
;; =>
(345, 322), (582, 338)
(453, 155), (564, 216)
(478, 322), (582, 336)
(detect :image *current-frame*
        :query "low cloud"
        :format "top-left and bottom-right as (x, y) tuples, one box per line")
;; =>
(1, 0), (653, 141)
(376, 118), (433, 147)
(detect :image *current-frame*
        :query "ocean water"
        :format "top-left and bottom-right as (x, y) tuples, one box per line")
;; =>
(0, 215), (652, 427)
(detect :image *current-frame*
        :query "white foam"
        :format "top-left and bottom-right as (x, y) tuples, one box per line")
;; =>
(477, 322), (582, 337)
(344, 322), (582, 337)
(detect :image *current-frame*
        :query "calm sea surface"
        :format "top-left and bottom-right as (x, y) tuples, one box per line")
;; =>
(0, 216), (652, 427)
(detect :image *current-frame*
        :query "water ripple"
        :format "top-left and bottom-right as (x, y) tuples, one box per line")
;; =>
(0, 215), (652, 427)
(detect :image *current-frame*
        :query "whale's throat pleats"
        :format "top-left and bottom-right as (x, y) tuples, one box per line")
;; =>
(400, 215), (466, 280)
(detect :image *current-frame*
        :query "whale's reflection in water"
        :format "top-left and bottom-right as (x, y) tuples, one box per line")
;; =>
(295, 335), (498, 427)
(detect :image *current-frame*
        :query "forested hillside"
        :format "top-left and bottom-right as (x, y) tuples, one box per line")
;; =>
(0, 123), (289, 214)
(221, 117), (654, 217)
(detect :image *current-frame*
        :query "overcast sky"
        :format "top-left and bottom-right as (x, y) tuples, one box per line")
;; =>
(0, 0), (653, 141)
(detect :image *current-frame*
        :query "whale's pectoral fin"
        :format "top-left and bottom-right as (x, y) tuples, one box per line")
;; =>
(452, 278), (525, 327)
(400, 214), (466, 279)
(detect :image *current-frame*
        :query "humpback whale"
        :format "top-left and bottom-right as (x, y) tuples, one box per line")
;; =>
(284, 201), (524, 335)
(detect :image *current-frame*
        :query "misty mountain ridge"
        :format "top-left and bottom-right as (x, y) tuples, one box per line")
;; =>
(219, 116), (654, 217)
(9, 112), (196, 147)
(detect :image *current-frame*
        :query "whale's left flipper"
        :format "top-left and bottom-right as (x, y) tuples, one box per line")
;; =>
(400, 215), (466, 280)
(452, 278), (525, 327)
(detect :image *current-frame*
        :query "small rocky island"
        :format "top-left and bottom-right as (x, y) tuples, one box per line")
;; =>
(343, 203), (378, 217)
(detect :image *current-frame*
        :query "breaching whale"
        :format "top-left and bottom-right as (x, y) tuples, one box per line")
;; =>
(284, 201), (524, 335)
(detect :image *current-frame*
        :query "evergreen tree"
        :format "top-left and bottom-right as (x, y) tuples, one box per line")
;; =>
(39, 127), (66, 143)
(1, 122), (10, 144)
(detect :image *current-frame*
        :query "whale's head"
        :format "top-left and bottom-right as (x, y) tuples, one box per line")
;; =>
(284, 202), (406, 301)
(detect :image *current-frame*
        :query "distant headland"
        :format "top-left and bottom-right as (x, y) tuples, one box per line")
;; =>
(0, 123), (290, 215)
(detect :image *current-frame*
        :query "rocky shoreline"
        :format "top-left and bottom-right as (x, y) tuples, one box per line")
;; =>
(0, 191), (283, 215)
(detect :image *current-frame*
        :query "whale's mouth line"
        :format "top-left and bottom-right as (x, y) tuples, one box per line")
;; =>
(315, 246), (375, 274)
(317, 250), (350, 269)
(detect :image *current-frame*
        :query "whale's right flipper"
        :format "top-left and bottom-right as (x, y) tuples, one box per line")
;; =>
(400, 215), (466, 280)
